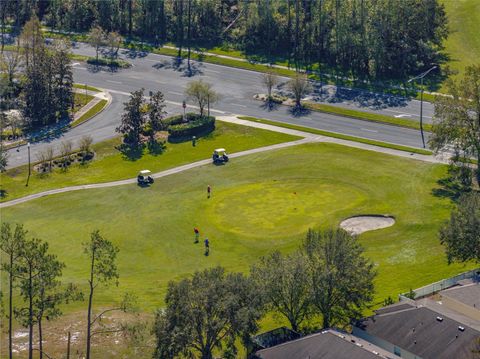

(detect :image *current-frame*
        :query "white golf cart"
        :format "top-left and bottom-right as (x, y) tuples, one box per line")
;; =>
(137, 170), (154, 185)
(212, 148), (229, 164)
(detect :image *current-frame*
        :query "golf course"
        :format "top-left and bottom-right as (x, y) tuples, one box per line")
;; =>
(1, 138), (474, 313)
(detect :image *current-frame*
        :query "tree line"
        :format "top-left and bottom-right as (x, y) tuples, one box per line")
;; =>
(154, 228), (376, 358)
(0, 224), (133, 359)
(1, 0), (448, 80)
(1, 16), (74, 130)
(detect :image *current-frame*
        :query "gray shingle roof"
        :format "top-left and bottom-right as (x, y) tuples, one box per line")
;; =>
(356, 305), (480, 359)
(255, 330), (393, 359)
(441, 284), (480, 309)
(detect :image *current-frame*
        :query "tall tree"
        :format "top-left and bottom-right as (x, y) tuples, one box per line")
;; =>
(116, 88), (146, 146)
(251, 251), (310, 332)
(83, 230), (120, 359)
(87, 25), (106, 63)
(262, 70), (279, 102)
(430, 65), (480, 185)
(147, 90), (167, 132)
(287, 73), (312, 109)
(0, 223), (26, 359)
(16, 237), (61, 359)
(154, 267), (263, 359)
(440, 192), (480, 264)
(185, 80), (218, 117)
(303, 228), (376, 328)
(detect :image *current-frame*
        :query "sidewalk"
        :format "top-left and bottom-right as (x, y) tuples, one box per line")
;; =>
(216, 115), (451, 165)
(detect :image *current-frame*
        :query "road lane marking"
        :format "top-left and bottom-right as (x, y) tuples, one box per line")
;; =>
(168, 91), (183, 96)
(384, 108), (432, 119)
(361, 128), (379, 133)
(231, 103), (247, 108)
(394, 114), (412, 118)
(106, 80), (122, 84)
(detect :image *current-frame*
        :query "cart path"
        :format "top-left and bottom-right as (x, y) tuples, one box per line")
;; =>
(0, 137), (312, 208)
(1, 115), (455, 208)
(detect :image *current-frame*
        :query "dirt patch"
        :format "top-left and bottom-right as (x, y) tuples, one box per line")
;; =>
(340, 215), (395, 235)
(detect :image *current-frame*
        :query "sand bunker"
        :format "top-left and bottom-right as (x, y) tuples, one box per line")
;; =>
(340, 215), (395, 235)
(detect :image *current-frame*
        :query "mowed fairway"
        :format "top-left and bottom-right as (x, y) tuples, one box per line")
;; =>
(2, 143), (474, 312)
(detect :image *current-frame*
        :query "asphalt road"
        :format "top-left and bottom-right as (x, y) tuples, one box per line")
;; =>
(6, 43), (433, 168)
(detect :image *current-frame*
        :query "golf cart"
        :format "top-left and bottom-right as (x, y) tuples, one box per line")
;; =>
(212, 148), (229, 164)
(137, 170), (154, 185)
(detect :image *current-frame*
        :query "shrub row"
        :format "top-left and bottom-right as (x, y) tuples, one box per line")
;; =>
(86, 57), (131, 68)
(167, 114), (215, 138)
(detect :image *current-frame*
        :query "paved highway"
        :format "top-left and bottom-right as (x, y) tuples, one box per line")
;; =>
(6, 43), (433, 168)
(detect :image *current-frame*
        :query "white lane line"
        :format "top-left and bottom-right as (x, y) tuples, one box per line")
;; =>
(361, 128), (379, 133)
(205, 69), (220, 74)
(394, 114), (412, 118)
(74, 67), (88, 70)
(168, 91), (184, 96)
(231, 103), (247, 108)
(384, 108), (432, 119)
(106, 80), (122, 84)
(72, 62), (80, 66)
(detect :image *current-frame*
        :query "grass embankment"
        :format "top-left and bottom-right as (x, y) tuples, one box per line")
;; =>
(1, 141), (472, 315)
(0, 122), (300, 201)
(70, 99), (108, 128)
(72, 92), (94, 113)
(73, 83), (102, 93)
(238, 116), (432, 155)
(303, 102), (431, 131)
(440, 0), (480, 86)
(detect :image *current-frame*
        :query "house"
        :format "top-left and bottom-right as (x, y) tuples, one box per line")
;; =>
(254, 329), (400, 359)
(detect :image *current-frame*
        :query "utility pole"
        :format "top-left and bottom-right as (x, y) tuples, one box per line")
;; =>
(408, 66), (437, 148)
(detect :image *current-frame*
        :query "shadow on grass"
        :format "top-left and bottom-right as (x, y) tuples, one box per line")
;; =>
(147, 140), (166, 156)
(0, 189), (8, 199)
(117, 143), (144, 161)
(432, 176), (472, 202)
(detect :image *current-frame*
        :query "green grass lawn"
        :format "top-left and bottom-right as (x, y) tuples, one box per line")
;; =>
(2, 142), (474, 317)
(441, 0), (480, 85)
(0, 122), (299, 201)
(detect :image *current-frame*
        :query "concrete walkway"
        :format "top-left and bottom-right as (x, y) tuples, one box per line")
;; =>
(0, 137), (311, 208)
(1, 115), (454, 208)
(217, 115), (452, 165)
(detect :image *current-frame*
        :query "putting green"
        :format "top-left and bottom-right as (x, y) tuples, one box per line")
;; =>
(209, 180), (365, 237)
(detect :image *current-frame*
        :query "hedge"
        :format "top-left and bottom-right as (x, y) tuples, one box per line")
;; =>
(167, 114), (215, 138)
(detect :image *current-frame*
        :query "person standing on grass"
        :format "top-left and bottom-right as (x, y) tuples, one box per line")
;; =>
(194, 227), (199, 243)
(204, 238), (210, 256)
(207, 185), (211, 198)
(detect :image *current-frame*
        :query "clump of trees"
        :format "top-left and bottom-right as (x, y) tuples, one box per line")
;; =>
(116, 88), (166, 149)
(19, 16), (74, 129)
(3, 0), (448, 81)
(430, 65), (480, 187)
(154, 228), (376, 357)
(185, 80), (219, 117)
(0, 223), (133, 359)
(440, 192), (480, 264)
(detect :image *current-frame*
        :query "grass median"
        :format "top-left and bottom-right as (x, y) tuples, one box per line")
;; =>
(304, 102), (432, 131)
(70, 99), (108, 128)
(238, 116), (432, 156)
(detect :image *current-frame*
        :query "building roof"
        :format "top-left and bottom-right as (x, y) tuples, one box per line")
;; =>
(356, 304), (480, 359)
(255, 330), (398, 359)
(441, 283), (480, 310)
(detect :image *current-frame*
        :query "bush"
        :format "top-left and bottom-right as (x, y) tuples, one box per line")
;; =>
(86, 57), (131, 68)
(168, 114), (215, 138)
